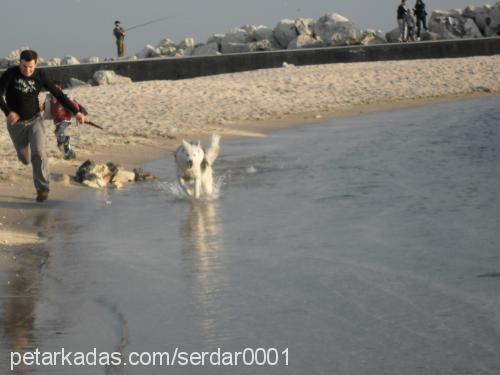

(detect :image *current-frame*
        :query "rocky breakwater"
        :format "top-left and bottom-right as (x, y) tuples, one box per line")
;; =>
(122, 2), (500, 58)
(1, 2), (499, 67)
(0, 11), (394, 65)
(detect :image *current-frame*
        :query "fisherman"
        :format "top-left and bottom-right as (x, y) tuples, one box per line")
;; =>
(113, 20), (126, 57)
(0, 50), (86, 202)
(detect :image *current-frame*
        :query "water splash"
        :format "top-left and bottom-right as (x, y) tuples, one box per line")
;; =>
(155, 181), (186, 198)
(212, 175), (226, 199)
(154, 174), (226, 200)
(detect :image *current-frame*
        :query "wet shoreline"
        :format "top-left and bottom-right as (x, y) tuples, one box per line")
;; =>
(2, 96), (499, 374)
(1, 91), (498, 249)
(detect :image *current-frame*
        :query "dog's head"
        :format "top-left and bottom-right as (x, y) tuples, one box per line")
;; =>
(175, 140), (205, 169)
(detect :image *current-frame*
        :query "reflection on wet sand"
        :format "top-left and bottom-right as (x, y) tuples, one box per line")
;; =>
(182, 201), (222, 256)
(180, 200), (226, 345)
(0, 212), (51, 374)
(0, 212), (52, 374)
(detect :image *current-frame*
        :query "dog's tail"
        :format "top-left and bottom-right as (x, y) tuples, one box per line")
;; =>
(205, 134), (221, 165)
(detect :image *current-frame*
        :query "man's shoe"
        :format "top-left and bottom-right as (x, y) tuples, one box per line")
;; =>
(36, 190), (49, 202)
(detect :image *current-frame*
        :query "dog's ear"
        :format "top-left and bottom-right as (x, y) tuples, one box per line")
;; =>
(182, 140), (190, 149)
(197, 140), (201, 147)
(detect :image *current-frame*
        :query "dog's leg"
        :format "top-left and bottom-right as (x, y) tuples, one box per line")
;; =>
(202, 169), (214, 197)
(178, 177), (193, 198)
(194, 177), (202, 199)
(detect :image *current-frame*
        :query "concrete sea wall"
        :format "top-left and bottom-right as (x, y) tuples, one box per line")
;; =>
(1, 38), (499, 85)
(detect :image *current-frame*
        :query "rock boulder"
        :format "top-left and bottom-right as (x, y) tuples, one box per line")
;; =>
(253, 26), (275, 42)
(463, 2), (500, 37)
(92, 70), (132, 85)
(0, 47), (30, 68)
(192, 42), (220, 56)
(47, 58), (62, 66)
(136, 44), (159, 58)
(385, 27), (401, 43)
(62, 56), (80, 65)
(273, 19), (299, 48)
(82, 56), (100, 64)
(178, 38), (195, 50)
(288, 35), (324, 49)
(69, 78), (90, 88)
(420, 31), (442, 41)
(360, 29), (387, 45)
(313, 12), (363, 46)
(429, 10), (483, 39)
(221, 42), (253, 54)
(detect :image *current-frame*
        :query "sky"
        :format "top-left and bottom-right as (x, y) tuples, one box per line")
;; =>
(0, 0), (491, 60)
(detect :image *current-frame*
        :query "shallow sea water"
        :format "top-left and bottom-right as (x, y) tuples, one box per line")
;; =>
(1, 96), (499, 374)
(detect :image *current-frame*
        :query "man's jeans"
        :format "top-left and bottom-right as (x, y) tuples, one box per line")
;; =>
(7, 115), (50, 192)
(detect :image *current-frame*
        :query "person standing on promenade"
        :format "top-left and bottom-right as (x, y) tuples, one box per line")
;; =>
(113, 20), (126, 57)
(397, 0), (409, 42)
(0, 50), (86, 202)
(405, 8), (417, 41)
(414, 0), (428, 38)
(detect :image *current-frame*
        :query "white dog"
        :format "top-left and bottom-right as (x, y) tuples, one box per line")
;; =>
(174, 134), (221, 199)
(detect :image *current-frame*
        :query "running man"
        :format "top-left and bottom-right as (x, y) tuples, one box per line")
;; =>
(0, 50), (86, 202)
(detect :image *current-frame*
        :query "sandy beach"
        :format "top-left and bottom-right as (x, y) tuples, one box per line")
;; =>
(0, 55), (499, 246)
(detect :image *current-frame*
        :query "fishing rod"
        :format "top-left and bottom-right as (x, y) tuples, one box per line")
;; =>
(124, 16), (173, 32)
(84, 120), (104, 130)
